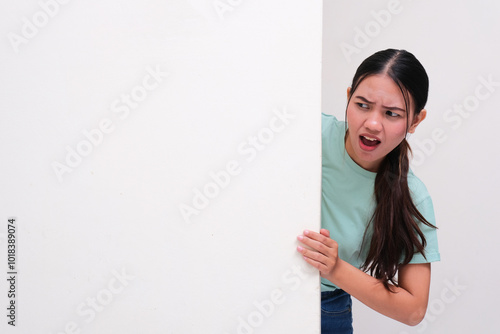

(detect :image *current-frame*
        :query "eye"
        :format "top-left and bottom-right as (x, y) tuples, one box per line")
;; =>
(357, 103), (369, 109)
(386, 110), (401, 117)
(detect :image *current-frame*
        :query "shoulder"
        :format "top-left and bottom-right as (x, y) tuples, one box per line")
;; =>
(321, 112), (336, 130)
(322, 113), (344, 135)
(407, 170), (432, 206)
(322, 112), (336, 122)
(322, 113), (344, 155)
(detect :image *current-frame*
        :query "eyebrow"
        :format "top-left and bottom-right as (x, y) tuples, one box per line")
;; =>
(354, 95), (406, 112)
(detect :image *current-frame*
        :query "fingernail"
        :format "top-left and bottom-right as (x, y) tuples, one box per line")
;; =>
(297, 235), (303, 241)
(304, 230), (309, 235)
(297, 246), (304, 252)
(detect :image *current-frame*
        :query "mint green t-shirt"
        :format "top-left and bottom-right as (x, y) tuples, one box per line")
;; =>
(321, 113), (440, 292)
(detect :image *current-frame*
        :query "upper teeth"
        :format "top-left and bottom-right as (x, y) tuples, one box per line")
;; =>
(363, 136), (377, 141)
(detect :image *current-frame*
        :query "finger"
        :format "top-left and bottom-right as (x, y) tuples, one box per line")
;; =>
(301, 254), (327, 272)
(297, 246), (329, 270)
(298, 232), (333, 255)
(303, 229), (332, 245)
(320, 228), (330, 238)
(297, 244), (330, 267)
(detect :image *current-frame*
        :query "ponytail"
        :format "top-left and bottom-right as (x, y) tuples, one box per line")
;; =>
(361, 139), (434, 291)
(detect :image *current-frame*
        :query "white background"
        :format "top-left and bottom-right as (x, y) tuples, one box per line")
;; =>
(0, 1), (322, 333)
(323, 0), (500, 333)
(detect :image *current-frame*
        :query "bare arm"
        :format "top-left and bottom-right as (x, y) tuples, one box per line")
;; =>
(297, 229), (431, 326)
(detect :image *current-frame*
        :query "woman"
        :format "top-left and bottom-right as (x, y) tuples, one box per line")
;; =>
(297, 49), (440, 333)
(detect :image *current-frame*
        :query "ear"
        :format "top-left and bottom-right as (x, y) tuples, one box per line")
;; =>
(408, 109), (427, 134)
(347, 87), (351, 99)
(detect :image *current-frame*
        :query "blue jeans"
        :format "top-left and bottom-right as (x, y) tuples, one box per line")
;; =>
(321, 289), (353, 334)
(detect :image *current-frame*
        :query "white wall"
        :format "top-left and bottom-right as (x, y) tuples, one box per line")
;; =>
(0, 1), (322, 333)
(323, 0), (500, 333)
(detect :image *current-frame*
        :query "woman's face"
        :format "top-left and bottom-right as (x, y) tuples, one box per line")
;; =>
(345, 74), (426, 172)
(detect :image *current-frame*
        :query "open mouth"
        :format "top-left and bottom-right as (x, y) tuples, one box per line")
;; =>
(359, 135), (381, 149)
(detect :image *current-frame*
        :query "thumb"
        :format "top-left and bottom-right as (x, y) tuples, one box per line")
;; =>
(320, 228), (330, 238)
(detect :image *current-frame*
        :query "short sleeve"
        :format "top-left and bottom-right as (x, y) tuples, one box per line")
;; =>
(408, 195), (441, 264)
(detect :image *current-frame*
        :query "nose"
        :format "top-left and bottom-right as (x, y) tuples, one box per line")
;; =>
(364, 111), (383, 133)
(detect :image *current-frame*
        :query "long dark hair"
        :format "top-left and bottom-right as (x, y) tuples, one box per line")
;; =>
(346, 49), (436, 291)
